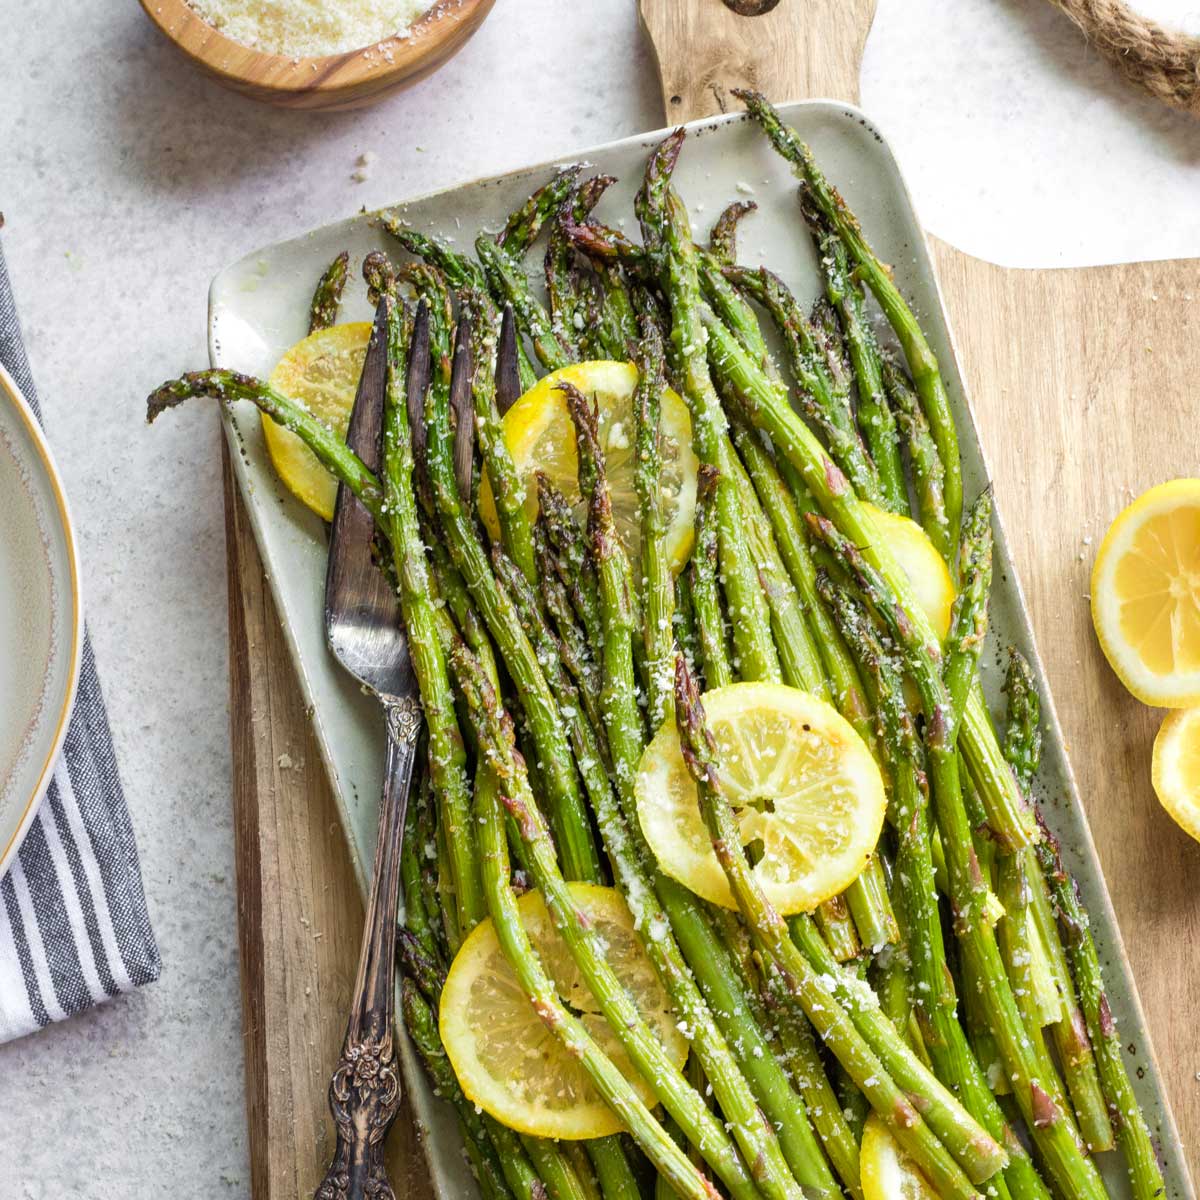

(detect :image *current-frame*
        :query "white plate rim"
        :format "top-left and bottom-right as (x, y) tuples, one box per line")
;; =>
(0, 363), (84, 875)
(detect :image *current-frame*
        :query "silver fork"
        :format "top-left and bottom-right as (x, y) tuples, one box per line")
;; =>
(315, 297), (425, 1200)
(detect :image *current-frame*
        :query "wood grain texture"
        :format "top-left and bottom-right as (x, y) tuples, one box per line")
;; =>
(138, 0), (495, 110)
(224, 444), (431, 1199)
(640, 0), (1199, 1184)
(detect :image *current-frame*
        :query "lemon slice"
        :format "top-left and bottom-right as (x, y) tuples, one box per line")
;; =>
(1091, 479), (1200, 707)
(634, 683), (886, 914)
(478, 360), (699, 573)
(263, 322), (373, 521)
(438, 884), (687, 1140)
(863, 503), (955, 639)
(861, 1113), (939, 1200)
(1152, 707), (1200, 843)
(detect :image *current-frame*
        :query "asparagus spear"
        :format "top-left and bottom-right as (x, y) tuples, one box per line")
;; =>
(380, 298), (486, 938)
(461, 718), (722, 1200)
(499, 165), (584, 255)
(477, 234), (572, 372)
(536, 473), (606, 651)
(708, 200), (757, 267)
(308, 250), (349, 333)
(697, 298), (1037, 852)
(735, 89), (963, 553)
(800, 203), (906, 516)
(633, 311), (676, 731)
(817, 578), (1049, 1200)
(1003, 656), (1115, 1154)
(689, 465), (733, 689)
(639, 131), (779, 684)
(561, 379), (833, 1200)
(724, 264), (882, 507)
(808, 506), (1108, 1200)
(413, 315), (602, 883)
(461, 299), (538, 583)
(882, 355), (950, 558)
(1034, 812), (1166, 1200)
(671, 657), (995, 1200)
(547, 176), (615, 357)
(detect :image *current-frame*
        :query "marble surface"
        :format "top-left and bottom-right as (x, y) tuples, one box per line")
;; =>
(2, 0), (1199, 1195)
(862, 0), (1200, 267)
(0, 2), (659, 1195)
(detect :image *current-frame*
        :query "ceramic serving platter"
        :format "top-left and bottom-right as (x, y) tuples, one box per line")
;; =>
(209, 103), (1192, 1200)
(0, 364), (82, 875)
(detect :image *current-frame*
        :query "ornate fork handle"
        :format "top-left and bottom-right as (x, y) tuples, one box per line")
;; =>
(315, 694), (422, 1200)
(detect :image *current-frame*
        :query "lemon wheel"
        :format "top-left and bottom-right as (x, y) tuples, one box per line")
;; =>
(1152, 707), (1200, 843)
(864, 503), (955, 639)
(635, 683), (887, 914)
(477, 360), (699, 573)
(1091, 479), (1200, 707)
(438, 884), (687, 1140)
(860, 1113), (939, 1200)
(263, 322), (373, 521)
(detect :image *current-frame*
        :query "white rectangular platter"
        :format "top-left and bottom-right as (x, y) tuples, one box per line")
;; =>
(208, 102), (1192, 1200)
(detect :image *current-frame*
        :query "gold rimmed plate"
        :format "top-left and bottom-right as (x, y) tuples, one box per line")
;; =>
(0, 365), (83, 874)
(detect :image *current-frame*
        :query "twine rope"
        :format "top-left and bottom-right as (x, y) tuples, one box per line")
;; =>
(1048, 0), (1200, 115)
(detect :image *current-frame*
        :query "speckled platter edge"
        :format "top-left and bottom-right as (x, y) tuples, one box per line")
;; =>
(209, 103), (1193, 1200)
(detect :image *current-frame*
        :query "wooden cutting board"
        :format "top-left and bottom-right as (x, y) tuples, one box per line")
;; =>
(224, 0), (1199, 1192)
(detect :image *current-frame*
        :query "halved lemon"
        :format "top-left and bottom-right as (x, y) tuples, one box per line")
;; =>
(861, 1113), (939, 1200)
(1091, 479), (1200, 707)
(477, 361), (699, 573)
(263, 322), (373, 521)
(634, 683), (886, 914)
(1152, 707), (1200, 843)
(863, 503), (955, 640)
(438, 884), (687, 1140)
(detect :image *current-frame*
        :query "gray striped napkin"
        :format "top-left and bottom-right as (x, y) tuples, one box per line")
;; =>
(0, 238), (160, 1042)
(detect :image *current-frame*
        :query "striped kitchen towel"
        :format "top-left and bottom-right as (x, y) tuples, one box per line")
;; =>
(0, 238), (160, 1042)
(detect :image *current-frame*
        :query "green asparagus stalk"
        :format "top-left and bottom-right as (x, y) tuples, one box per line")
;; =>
(671, 657), (996, 1200)
(562, 379), (835, 1200)
(633, 311), (677, 730)
(461, 297), (538, 583)
(1003, 655), (1115, 1153)
(800, 203), (906, 515)
(882, 356), (950, 558)
(708, 200), (757, 267)
(464, 746), (722, 1200)
(308, 250), (349, 333)
(1034, 813), (1166, 1200)
(689, 465), (733, 689)
(698, 299), (1037, 853)
(147, 370), (385, 516)
(499, 165), (583, 255)
(639, 131), (779, 683)
(413, 317), (601, 883)
(477, 234), (571, 372)
(536, 473), (606, 650)
(547, 176), (615, 357)
(381, 298), (487, 937)
(724, 265), (882, 507)
(735, 89), (962, 553)
(808, 508), (1108, 1200)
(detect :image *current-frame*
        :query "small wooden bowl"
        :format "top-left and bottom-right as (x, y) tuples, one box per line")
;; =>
(138, 0), (496, 110)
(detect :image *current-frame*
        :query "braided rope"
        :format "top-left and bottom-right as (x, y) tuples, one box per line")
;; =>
(1047, 0), (1200, 114)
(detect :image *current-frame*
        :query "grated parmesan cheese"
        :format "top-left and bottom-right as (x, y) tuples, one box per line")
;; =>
(188, 0), (432, 58)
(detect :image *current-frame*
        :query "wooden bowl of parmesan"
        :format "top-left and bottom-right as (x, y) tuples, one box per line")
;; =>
(139, 0), (496, 110)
